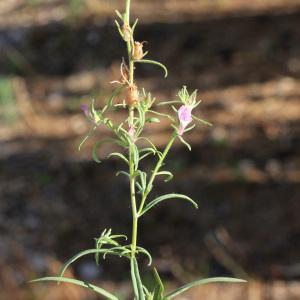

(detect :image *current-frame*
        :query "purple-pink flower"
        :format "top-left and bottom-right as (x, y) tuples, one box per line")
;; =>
(81, 104), (89, 117)
(178, 105), (193, 135)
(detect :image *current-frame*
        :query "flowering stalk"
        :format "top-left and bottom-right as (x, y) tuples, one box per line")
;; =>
(31, 0), (246, 299)
(124, 0), (138, 258)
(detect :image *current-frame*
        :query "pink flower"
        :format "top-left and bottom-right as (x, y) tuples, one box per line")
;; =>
(178, 105), (193, 135)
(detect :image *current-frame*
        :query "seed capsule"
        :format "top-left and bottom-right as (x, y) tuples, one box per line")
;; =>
(126, 84), (139, 107)
(132, 41), (145, 60)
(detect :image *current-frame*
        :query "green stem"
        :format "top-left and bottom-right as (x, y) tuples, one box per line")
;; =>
(129, 141), (138, 255)
(125, 0), (131, 23)
(138, 132), (176, 215)
(125, 0), (138, 257)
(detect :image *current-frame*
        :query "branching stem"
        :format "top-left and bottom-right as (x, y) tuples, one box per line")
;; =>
(138, 132), (176, 215)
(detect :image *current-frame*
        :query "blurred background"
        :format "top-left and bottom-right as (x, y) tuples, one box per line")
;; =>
(1, 0), (300, 299)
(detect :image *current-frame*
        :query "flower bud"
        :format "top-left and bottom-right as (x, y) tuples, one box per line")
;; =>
(126, 84), (139, 107)
(132, 41), (145, 60)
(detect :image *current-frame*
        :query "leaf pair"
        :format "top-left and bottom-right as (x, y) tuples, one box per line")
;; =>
(31, 274), (246, 300)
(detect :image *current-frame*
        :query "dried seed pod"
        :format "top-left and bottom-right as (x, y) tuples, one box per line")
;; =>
(132, 41), (146, 60)
(126, 84), (139, 107)
(120, 59), (130, 84)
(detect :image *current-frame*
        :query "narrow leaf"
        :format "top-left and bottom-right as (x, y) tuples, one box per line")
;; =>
(146, 117), (160, 123)
(107, 152), (129, 165)
(157, 100), (181, 106)
(114, 20), (124, 38)
(132, 18), (139, 33)
(131, 258), (140, 300)
(135, 59), (168, 78)
(115, 10), (123, 20)
(132, 258), (146, 300)
(59, 249), (112, 279)
(156, 171), (173, 182)
(136, 246), (153, 266)
(78, 125), (97, 151)
(153, 268), (164, 300)
(148, 110), (174, 122)
(177, 135), (191, 151)
(92, 138), (121, 163)
(116, 171), (130, 179)
(30, 277), (119, 300)
(132, 143), (140, 170)
(193, 115), (213, 127)
(140, 193), (198, 216)
(165, 277), (246, 299)
(108, 85), (125, 107)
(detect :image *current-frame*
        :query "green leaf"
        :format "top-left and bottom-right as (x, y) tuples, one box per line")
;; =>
(156, 171), (173, 182)
(137, 137), (160, 156)
(135, 59), (168, 78)
(92, 138), (122, 163)
(140, 193), (198, 216)
(115, 10), (123, 20)
(94, 229), (127, 265)
(193, 115), (213, 127)
(157, 100), (181, 106)
(184, 124), (196, 133)
(148, 110), (174, 122)
(116, 171), (130, 179)
(137, 105), (146, 128)
(78, 134), (90, 151)
(132, 143), (140, 171)
(114, 20), (124, 39)
(177, 135), (191, 151)
(131, 258), (140, 300)
(107, 85), (125, 107)
(107, 152), (129, 165)
(131, 258), (146, 300)
(30, 277), (119, 300)
(136, 246), (152, 266)
(153, 268), (165, 300)
(132, 18), (139, 33)
(165, 277), (247, 299)
(146, 117), (160, 123)
(59, 249), (112, 279)
(78, 125), (97, 151)
(139, 147), (156, 161)
(136, 170), (147, 193)
(136, 181), (143, 194)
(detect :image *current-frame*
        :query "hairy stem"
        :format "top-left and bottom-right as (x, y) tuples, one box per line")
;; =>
(138, 132), (177, 215)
